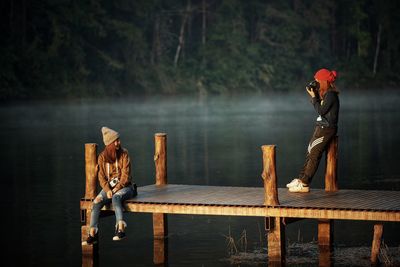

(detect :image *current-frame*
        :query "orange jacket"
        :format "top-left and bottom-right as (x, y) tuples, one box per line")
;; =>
(97, 148), (132, 192)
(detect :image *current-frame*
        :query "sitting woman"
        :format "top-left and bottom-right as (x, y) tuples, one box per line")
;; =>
(82, 127), (137, 245)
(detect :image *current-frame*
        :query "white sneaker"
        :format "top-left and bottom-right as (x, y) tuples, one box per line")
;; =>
(288, 182), (310, 193)
(286, 178), (301, 188)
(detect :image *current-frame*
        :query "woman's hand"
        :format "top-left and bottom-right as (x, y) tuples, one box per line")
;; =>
(107, 190), (113, 199)
(306, 87), (316, 98)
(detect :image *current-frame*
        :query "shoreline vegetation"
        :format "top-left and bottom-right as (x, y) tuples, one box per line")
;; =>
(1, 0), (400, 101)
(222, 226), (400, 266)
(223, 242), (400, 266)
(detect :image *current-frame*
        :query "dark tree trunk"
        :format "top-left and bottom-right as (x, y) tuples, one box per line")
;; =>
(174, 0), (191, 68)
(373, 23), (382, 76)
(330, 2), (337, 58)
(202, 0), (206, 46)
(151, 14), (161, 65)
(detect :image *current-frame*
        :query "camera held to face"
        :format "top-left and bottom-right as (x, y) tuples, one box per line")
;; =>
(306, 80), (320, 95)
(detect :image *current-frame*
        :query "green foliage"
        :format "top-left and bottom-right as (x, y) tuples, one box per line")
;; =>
(1, 0), (399, 99)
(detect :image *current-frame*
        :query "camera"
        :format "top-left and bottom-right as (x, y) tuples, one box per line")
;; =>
(306, 80), (320, 95)
(109, 177), (119, 188)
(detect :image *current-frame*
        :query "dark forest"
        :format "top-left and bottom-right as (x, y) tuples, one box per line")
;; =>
(1, 0), (399, 99)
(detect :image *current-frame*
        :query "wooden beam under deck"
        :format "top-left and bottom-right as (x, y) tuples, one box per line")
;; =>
(80, 184), (400, 222)
(80, 200), (400, 221)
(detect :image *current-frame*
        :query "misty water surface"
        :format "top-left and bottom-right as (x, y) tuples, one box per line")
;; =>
(2, 90), (400, 266)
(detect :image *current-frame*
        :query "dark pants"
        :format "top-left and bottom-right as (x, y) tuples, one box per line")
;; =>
(299, 126), (337, 185)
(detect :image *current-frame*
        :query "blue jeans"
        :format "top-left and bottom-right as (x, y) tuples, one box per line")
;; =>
(89, 186), (136, 231)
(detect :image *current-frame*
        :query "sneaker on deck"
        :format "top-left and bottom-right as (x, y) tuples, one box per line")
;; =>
(113, 230), (126, 241)
(286, 178), (302, 188)
(82, 233), (98, 246)
(288, 182), (310, 193)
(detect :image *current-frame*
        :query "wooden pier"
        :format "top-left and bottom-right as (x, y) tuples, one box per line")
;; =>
(80, 133), (400, 266)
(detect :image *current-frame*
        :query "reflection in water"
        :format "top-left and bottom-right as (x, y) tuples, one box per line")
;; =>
(319, 246), (333, 267)
(81, 244), (98, 267)
(154, 238), (168, 266)
(2, 91), (400, 266)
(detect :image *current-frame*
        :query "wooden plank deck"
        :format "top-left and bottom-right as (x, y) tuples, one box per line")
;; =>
(80, 184), (400, 222)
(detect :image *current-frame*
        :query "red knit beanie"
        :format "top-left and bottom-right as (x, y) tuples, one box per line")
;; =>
(314, 69), (337, 83)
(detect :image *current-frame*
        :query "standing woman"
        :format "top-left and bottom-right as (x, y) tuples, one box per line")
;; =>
(287, 69), (340, 193)
(82, 127), (137, 245)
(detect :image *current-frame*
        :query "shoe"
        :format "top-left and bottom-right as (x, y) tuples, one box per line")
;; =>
(286, 178), (301, 188)
(82, 233), (98, 245)
(288, 182), (310, 193)
(113, 230), (126, 241)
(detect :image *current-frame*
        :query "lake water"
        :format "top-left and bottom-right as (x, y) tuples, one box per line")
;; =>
(2, 90), (400, 266)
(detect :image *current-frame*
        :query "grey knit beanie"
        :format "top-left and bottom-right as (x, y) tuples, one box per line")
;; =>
(101, 127), (120, 146)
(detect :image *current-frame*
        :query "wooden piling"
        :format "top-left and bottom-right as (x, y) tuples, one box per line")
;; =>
(318, 219), (334, 267)
(267, 217), (286, 266)
(262, 145), (284, 265)
(82, 144), (98, 266)
(371, 222), (383, 265)
(261, 145), (280, 206)
(153, 214), (168, 265)
(153, 133), (168, 265)
(154, 133), (167, 185)
(318, 137), (338, 266)
(325, 136), (338, 192)
(85, 143), (98, 199)
(81, 215), (98, 267)
(318, 220), (333, 247)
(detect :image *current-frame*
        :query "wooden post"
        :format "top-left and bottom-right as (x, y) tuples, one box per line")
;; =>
(319, 137), (337, 266)
(262, 145), (284, 265)
(82, 143), (98, 266)
(153, 133), (168, 265)
(85, 143), (98, 199)
(81, 213), (98, 267)
(154, 133), (167, 185)
(266, 217), (285, 266)
(153, 214), (168, 265)
(371, 223), (383, 265)
(261, 145), (280, 206)
(318, 219), (334, 267)
(325, 136), (338, 192)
